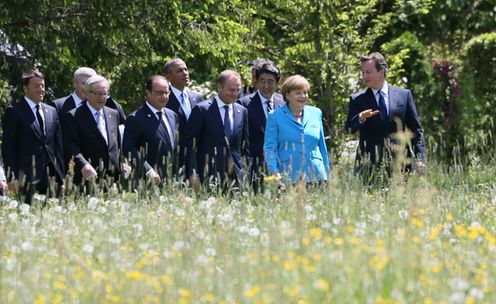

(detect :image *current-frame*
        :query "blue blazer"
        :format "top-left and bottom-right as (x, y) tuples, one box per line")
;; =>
(183, 98), (249, 183)
(238, 91), (284, 159)
(264, 104), (330, 183)
(345, 85), (426, 165)
(123, 104), (178, 179)
(1, 98), (65, 184)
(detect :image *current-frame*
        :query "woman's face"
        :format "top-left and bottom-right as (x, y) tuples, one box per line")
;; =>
(285, 87), (309, 111)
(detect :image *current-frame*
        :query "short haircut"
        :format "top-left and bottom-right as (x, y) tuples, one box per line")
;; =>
(73, 67), (97, 80)
(281, 75), (310, 102)
(164, 58), (185, 74)
(84, 75), (108, 92)
(21, 69), (44, 86)
(255, 62), (281, 82)
(217, 70), (241, 86)
(146, 75), (169, 91)
(360, 52), (388, 75)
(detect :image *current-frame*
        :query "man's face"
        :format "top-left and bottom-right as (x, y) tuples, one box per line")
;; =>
(361, 59), (385, 90)
(217, 76), (241, 104)
(166, 61), (189, 90)
(73, 76), (91, 99)
(86, 81), (109, 111)
(23, 77), (45, 103)
(146, 78), (170, 110)
(256, 73), (278, 99)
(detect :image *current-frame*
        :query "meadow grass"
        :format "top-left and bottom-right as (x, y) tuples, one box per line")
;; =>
(1, 156), (495, 303)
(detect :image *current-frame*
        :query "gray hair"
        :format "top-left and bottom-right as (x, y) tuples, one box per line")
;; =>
(164, 58), (185, 74)
(84, 75), (108, 92)
(74, 67), (97, 80)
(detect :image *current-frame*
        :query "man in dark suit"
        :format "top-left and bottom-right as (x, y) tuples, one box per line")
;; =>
(51, 67), (126, 124)
(2, 69), (65, 203)
(64, 75), (122, 186)
(164, 58), (203, 173)
(239, 62), (284, 192)
(123, 75), (178, 186)
(184, 70), (249, 187)
(345, 52), (426, 175)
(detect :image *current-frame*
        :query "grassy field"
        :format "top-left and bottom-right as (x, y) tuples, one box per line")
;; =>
(1, 157), (496, 303)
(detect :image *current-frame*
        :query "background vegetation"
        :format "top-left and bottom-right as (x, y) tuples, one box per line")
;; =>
(1, 0), (495, 163)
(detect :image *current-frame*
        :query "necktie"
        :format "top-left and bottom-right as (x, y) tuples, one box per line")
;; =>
(266, 99), (272, 112)
(223, 105), (231, 139)
(156, 111), (173, 147)
(35, 104), (45, 135)
(95, 111), (108, 144)
(181, 92), (191, 119)
(378, 91), (388, 121)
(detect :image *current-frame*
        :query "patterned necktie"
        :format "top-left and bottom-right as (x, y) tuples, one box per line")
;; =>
(377, 91), (388, 121)
(156, 111), (172, 147)
(181, 92), (191, 119)
(95, 111), (108, 144)
(223, 105), (231, 138)
(266, 99), (272, 112)
(35, 104), (45, 135)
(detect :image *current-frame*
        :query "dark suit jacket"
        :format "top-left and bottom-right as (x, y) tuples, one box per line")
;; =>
(1, 98), (65, 185)
(239, 91), (284, 159)
(64, 104), (121, 184)
(51, 94), (126, 124)
(122, 104), (178, 179)
(345, 85), (426, 165)
(183, 98), (250, 183)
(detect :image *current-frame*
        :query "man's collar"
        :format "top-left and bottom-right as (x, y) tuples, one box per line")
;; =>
(24, 97), (39, 109)
(171, 85), (185, 99)
(86, 102), (101, 115)
(372, 81), (388, 96)
(215, 95), (231, 108)
(71, 92), (83, 105)
(146, 101), (163, 114)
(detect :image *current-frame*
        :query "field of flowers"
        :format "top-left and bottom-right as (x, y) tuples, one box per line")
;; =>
(1, 159), (496, 303)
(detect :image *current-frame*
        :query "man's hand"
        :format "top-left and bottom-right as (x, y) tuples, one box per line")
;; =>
(413, 161), (427, 175)
(146, 169), (161, 185)
(7, 179), (19, 193)
(81, 164), (98, 180)
(0, 180), (8, 194)
(359, 109), (379, 122)
(122, 163), (132, 179)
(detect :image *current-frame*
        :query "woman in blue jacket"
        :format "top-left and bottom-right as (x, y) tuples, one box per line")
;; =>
(264, 75), (330, 184)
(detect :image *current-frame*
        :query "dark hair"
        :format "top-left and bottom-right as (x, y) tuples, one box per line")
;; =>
(255, 62), (281, 82)
(164, 58), (185, 74)
(21, 69), (44, 86)
(146, 75), (169, 91)
(360, 52), (388, 75)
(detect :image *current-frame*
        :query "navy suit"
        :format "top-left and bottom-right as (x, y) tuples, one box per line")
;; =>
(2, 98), (65, 195)
(122, 104), (178, 180)
(64, 104), (121, 184)
(165, 89), (202, 170)
(184, 98), (250, 184)
(239, 91), (284, 189)
(345, 85), (426, 167)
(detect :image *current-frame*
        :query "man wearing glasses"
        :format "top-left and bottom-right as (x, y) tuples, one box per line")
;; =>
(64, 75), (124, 187)
(122, 75), (178, 186)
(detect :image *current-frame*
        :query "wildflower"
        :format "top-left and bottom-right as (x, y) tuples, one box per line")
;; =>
(179, 289), (192, 297)
(398, 210), (408, 219)
(83, 244), (94, 254)
(8, 200), (19, 209)
(19, 203), (30, 214)
(244, 285), (261, 298)
(21, 242), (32, 251)
(313, 279), (330, 292)
(249, 227), (260, 237)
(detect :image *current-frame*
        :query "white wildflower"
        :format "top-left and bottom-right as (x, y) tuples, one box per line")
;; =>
(8, 200), (19, 209)
(19, 204), (30, 215)
(448, 291), (465, 304)
(205, 248), (216, 257)
(172, 241), (185, 251)
(450, 276), (469, 291)
(398, 210), (408, 219)
(248, 227), (260, 237)
(83, 244), (94, 254)
(54, 205), (63, 213)
(196, 254), (209, 266)
(21, 242), (32, 251)
(8, 213), (18, 221)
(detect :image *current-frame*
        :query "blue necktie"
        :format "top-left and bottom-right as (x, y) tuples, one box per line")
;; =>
(378, 91), (388, 121)
(156, 111), (172, 147)
(223, 105), (231, 138)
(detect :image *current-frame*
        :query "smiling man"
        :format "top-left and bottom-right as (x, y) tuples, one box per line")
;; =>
(345, 52), (426, 175)
(2, 69), (65, 203)
(64, 75), (122, 186)
(183, 70), (249, 186)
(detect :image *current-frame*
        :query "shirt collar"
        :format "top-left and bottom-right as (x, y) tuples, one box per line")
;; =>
(71, 91), (83, 106)
(215, 95), (231, 109)
(146, 101), (164, 114)
(257, 90), (272, 104)
(372, 81), (388, 97)
(171, 85), (185, 100)
(25, 97), (40, 110)
(86, 102), (102, 116)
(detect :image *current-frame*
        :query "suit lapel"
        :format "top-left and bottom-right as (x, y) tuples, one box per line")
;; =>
(104, 108), (116, 149)
(82, 104), (107, 145)
(232, 103), (243, 137)
(209, 99), (225, 137)
(251, 93), (266, 126)
(20, 98), (44, 140)
(164, 110), (176, 147)
(387, 85), (398, 122)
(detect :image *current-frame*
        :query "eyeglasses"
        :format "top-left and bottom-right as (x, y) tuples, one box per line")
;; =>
(152, 90), (170, 96)
(90, 91), (109, 98)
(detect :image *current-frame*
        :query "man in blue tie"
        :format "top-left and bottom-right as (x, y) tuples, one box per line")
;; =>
(345, 52), (426, 175)
(163, 58), (203, 175)
(183, 70), (249, 187)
